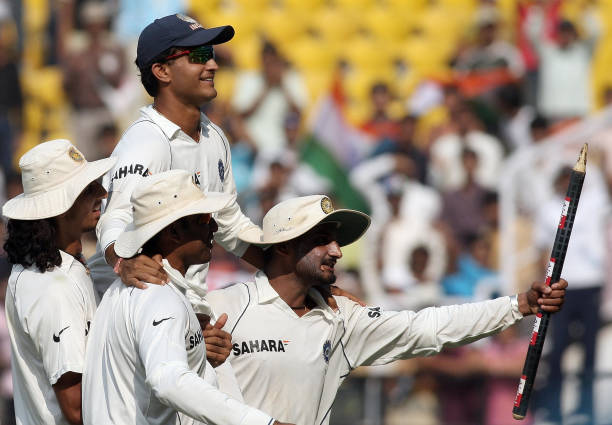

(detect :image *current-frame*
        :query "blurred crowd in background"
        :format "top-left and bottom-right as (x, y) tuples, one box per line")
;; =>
(2, 0), (612, 424)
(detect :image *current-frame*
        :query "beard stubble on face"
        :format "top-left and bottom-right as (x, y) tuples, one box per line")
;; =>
(295, 244), (337, 286)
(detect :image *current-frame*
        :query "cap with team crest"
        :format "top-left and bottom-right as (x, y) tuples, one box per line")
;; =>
(2, 139), (116, 220)
(136, 14), (234, 69)
(238, 195), (371, 247)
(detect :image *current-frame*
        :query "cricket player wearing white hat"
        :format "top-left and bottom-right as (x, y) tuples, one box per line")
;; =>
(82, 169), (291, 425)
(207, 195), (568, 425)
(2, 139), (116, 424)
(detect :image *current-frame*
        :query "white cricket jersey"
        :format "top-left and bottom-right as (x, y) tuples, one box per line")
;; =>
(88, 105), (258, 302)
(82, 260), (274, 425)
(207, 271), (524, 425)
(5, 250), (97, 425)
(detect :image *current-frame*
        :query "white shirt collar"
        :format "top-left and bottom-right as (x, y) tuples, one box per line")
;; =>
(162, 259), (212, 317)
(58, 250), (77, 272)
(141, 105), (212, 142)
(140, 105), (182, 140)
(253, 270), (336, 315)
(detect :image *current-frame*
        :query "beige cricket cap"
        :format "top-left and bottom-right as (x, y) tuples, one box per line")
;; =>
(114, 169), (233, 257)
(2, 139), (117, 220)
(239, 195), (371, 247)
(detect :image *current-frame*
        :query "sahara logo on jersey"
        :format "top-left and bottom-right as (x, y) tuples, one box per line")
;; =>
(187, 328), (204, 350)
(110, 164), (152, 182)
(367, 307), (382, 318)
(232, 339), (288, 356)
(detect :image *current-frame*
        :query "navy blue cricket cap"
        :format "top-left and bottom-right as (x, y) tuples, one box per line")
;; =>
(136, 14), (234, 69)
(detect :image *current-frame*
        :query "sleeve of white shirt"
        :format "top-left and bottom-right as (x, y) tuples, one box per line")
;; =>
(135, 289), (272, 425)
(96, 124), (172, 255)
(340, 296), (523, 367)
(209, 122), (259, 257)
(28, 277), (89, 385)
(282, 71), (308, 110)
(232, 73), (263, 113)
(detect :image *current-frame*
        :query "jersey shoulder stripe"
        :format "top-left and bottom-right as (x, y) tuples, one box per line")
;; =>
(9, 267), (26, 300)
(229, 282), (252, 335)
(203, 114), (230, 165)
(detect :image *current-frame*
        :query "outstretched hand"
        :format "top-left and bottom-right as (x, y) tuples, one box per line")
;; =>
(518, 279), (568, 316)
(118, 254), (168, 289)
(202, 313), (232, 368)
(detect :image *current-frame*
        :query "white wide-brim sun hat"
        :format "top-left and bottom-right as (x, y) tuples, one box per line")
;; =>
(114, 169), (233, 258)
(2, 139), (117, 220)
(239, 195), (371, 247)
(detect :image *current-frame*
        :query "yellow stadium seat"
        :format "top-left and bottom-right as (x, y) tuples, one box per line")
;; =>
(233, 0), (271, 12)
(333, 0), (374, 11)
(387, 0), (429, 13)
(417, 6), (465, 43)
(302, 71), (333, 104)
(22, 36), (45, 68)
(188, 0), (222, 20)
(45, 108), (71, 136)
(342, 70), (384, 105)
(309, 7), (360, 42)
(204, 10), (258, 44)
(229, 38), (261, 70)
(21, 67), (66, 107)
(283, 0), (327, 13)
(340, 35), (395, 72)
(284, 37), (337, 73)
(361, 6), (413, 42)
(260, 9), (307, 45)
(345, 101), (370, 127)
(437, 0), (477, 8)
(23, 0), (49, 33)
(23, 101), (43, 135)
(211, 70), (237, 103)
(399, 37), (453, 77)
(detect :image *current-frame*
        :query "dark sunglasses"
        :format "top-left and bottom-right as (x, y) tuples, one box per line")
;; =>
(163, 45), (215, 64)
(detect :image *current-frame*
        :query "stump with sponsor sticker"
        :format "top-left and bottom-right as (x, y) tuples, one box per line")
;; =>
(512, 144), (588, 420)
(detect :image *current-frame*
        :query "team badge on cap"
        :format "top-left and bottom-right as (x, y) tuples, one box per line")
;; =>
(321, 197), (333, 214)
(68, 147), (84, 162)
(175, 13), (203, 30)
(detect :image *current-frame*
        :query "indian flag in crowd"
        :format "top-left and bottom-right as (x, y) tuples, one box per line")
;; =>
(301, 75), (372, 213)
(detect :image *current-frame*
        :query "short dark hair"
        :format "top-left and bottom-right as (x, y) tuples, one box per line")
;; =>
(140, 216), (192, 257)
(136, 47), (180, 97)
(4, 219), (61, 272)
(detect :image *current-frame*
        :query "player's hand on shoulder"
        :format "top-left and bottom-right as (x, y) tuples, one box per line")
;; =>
(119, 253), (168, 289)
(202, 313), (232, 368)
(518, 278), (568, 315)
(327, 285), (366, 307)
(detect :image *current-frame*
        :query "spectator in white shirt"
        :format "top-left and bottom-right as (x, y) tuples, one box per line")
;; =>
(528, 16), (599, 120)
(232, 40), (308, 162)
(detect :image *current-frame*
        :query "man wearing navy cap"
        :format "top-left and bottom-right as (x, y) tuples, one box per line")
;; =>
(88, 15), (263, 325)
